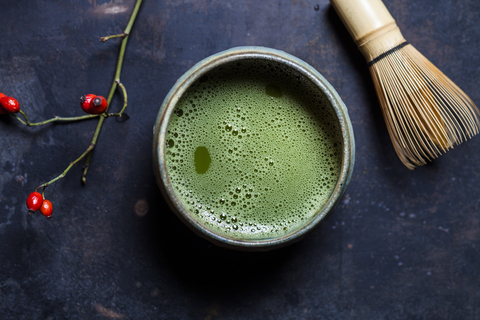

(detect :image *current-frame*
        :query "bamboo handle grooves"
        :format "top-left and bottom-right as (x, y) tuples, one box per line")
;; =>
(357, 21), (397, 47)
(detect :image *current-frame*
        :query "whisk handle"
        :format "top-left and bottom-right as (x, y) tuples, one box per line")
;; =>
(330, 0), (396, 45)
(330, 0), (406, 61)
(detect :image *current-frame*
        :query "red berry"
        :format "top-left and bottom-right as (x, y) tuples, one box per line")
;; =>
(80, 94), (96, 114)
(90, 96), (108, 114)
(0, 96), (20, 113)
(40, 200), (53, 219)
(0, 93), (7, 114)
(26, 192), (44, 214)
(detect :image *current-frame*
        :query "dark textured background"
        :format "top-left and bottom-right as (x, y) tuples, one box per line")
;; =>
(1, 0), (479, 319)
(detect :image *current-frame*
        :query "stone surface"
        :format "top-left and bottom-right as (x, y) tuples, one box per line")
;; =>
(0, 0), (479, 319)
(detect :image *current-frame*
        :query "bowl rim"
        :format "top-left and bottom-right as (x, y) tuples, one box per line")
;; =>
(153, 46), (355, 251)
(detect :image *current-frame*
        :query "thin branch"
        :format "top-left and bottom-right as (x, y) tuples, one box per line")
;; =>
(35, 0), (143, 190)
(14, 110), (99, 126)
(37, 143), (95, 190)
(106, 81), (128, 118)
(82, 0), (143, 183)
(100, 32), (128, 42)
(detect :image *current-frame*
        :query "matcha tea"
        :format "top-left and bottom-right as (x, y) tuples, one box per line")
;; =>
(165, 60), (343, 240)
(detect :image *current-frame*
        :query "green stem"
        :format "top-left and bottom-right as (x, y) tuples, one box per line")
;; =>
(14, 110), (99, 126)
(100, 32), (128, 42)
(106, 81), (128, 117)
(81, 152), (93, 184)
(37, 143), (95, 190)
(82, 0), (143, 183)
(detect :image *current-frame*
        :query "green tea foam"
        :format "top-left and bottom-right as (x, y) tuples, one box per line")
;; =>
(165, 59), (343, 240)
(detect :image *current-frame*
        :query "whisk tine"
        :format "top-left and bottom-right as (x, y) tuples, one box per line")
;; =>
(330, 0), (480, 169)
(393, 48), (451, 149)
(408, 47), (478, 138)
(372, 50), (438, 167)
(368, 42), (480, 169)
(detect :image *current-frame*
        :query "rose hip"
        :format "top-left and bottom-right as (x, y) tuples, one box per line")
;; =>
(40, 200), (53, 219)
(0, 96), (20, 113)
(80, 94), (97, 114)
(26, 192), (44, 214)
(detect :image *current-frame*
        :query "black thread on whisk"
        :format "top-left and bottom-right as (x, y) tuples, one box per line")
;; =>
(367, 41), (410, 67)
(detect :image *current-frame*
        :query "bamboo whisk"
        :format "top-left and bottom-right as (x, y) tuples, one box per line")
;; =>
(330, 0), (480, 169)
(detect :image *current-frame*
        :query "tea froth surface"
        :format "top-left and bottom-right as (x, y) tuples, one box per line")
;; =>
(165, 60), (343, 240)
